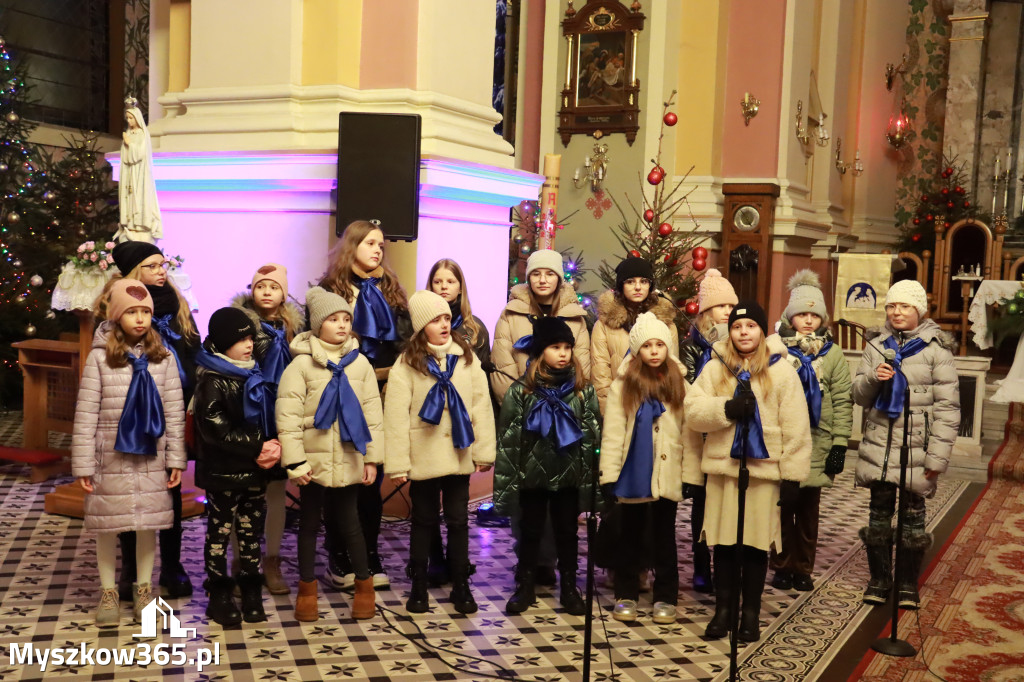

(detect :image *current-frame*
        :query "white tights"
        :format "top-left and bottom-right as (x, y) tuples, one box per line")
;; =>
(97, 531), (155, 590)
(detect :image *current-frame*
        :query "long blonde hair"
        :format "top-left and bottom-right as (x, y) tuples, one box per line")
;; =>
(322, 220), (409, 309)
(426, 259), (483, 346)
(620, 354), (686, 415)
(712, 333), (774, 397)
(92, 273), (197, 341)
(104, 322), (169, 368)
(402, 328), (475, 376)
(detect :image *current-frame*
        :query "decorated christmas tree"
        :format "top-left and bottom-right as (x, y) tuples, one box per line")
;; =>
(46, 132), (119, 244)
(897, 155), (983, 254)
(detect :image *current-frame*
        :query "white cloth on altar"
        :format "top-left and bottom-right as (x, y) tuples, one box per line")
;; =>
(968, 280), (1022, 350)
(167, 266), (199, 312)
(51, 262), (114, 311)
(992, 332), (1024, 404)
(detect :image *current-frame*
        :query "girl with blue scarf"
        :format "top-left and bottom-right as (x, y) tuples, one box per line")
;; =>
(683, 301), (811, 643)
(493, 317), (601, 617)
(600, 313), (687, 625)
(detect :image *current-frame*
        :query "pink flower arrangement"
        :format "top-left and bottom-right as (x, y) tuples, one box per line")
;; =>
(70, 240), (117, 271)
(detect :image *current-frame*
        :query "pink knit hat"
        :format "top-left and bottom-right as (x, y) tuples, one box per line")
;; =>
(251, 263), (288, 295)
(108, 278), (154, 322)
(698, 269), (738, 313)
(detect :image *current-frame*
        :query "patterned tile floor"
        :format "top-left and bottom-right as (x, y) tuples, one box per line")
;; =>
(0, 415), (969, 682)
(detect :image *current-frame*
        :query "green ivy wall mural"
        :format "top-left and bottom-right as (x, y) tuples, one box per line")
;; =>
(124, 0), (150, 114)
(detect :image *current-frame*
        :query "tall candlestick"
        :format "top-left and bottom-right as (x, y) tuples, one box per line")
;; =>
(1004, 167), (1010, 215)
(995, 156), (1000, 182)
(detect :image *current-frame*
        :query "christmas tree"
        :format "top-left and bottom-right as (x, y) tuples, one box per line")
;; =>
(595, 90), (707, 315)
(897, 155), (983, 254)
(46, 131), (119, 244)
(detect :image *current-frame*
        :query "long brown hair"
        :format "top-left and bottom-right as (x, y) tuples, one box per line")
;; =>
(527, 277), (562, 315)
(620, 354), (686, 414)
(104, 322), (170, 368)
(92, 273), (198, 341)
(252, 297), (300, 343)
(403, 328), (475, 376)
(427, 259), (484, 346)
(615, 289), (660, 329)
(322, 220), (409, 309)
(712, 331), (774, 397)
(522, 353), (587, 401)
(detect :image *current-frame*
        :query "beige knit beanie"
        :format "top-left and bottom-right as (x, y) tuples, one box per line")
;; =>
(525, 249), (564, 278)
(107, 278), (154, 322)
(885, 279), (928, 317)
(629, 311), (674, 355)
(409, 290), (451, 333)
(305, 286), (353, 336)
(698, 269), (738, 313)
(783, 269), (829, 325)
(251, 263), (288, 295)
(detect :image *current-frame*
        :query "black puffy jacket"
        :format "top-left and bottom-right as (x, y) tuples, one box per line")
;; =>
(679, 323), (727, 385)
(193, 365), (271, 492)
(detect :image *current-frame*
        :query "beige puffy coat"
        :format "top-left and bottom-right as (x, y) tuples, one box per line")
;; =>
(276, 333), (384, 486)
(71, 322), (186, 533)
(385, 342), (496, 481)
(490, 283), (591, 400)
(599, 356), (687, 502)
(590, 289), (680, 413)
(682, 335), (812, 485)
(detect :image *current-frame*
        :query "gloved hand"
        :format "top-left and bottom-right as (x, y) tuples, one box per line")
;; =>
(600, 483), (618, 504)
(824, 445), (847, 476)
(778, 480), (801, 507)
(682, 482), (703, 499)
(724, 387), (756, 421)
(257, 439), (282, 469)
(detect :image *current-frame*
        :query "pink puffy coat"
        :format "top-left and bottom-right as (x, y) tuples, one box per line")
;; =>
(71, 322), (186, 533)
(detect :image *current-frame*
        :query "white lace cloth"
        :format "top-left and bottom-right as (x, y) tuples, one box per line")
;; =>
(992, 332), (1024, 404)
(968, 280), (1022, 350)
(50, 262), (113, 311)
(167, 266), (200, 312)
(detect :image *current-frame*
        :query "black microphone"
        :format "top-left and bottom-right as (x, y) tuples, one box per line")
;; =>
(481, 360), (519, 382)
(880, 347), (897, 380)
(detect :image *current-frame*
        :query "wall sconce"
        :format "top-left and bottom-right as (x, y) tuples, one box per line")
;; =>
(885, 54), (907, 92)
(834, 137), (863, 176)
(886, 105), (911, 149)
(573, 142), (609, 193)
(885, 55), (912, 150)
(740, 92), (759, 126)
(795, 99), (830, 148)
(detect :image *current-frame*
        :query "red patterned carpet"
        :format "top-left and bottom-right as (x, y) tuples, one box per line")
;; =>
(851, 404), (1024, 681)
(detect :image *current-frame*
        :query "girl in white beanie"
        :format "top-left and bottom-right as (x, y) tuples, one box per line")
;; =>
(599, 312), (688, 624)
(384, 291), (496, 615)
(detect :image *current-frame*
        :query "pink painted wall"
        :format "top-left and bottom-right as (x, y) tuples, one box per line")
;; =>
(360, 0), (418, 89)
(721, 0), (786, 179)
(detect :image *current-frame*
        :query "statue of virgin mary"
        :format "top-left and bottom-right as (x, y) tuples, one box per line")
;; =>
(115, 97), (162, 243)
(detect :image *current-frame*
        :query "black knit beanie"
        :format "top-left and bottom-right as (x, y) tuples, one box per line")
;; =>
(528, 317), (575, 359)
(614, 256), (655, 293)
(728, 300), (769, 337)
(112, 241), (163, 276)
(206, 307), (257, 354)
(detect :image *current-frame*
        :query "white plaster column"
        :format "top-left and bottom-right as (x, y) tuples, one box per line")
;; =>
(943, 2), (989, 192)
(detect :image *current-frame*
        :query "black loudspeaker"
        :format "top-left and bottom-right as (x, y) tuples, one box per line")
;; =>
(336, 112), (422, 241)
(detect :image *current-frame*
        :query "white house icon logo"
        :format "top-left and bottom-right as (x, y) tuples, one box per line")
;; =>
(133, 597), (197, 639)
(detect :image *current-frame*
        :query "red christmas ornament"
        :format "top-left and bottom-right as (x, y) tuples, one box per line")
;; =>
(947, 201), (954, 209)
(643, 209), (655, 222)
(693, 246), (708, 260)
(913, 218), (920, 225)
(658, 222), (672, 237)
(945, 166), (954, 176)
(944, 221), (952, 228)
(630, 249), (642, 258)
(941, 188), (949, 196)
(955, 186), (964, 194)
(692, 257), (707, 271)
(663, 112), (678, 127)
(647, 168), (664, 185)
(684, 301), (699, 315)
(921, 195), (929, 203)
(664, 254), (677, 265)
(912, 233), (922, 242)
(964, 200), (970, 208)
(926, 214), (934, 222)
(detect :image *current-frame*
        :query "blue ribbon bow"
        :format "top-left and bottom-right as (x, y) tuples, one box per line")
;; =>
(729, 370), (770, 461)
(153, 314), (187, 389)
(872, 335), (928, 419)
(689, 327), (713, 380)
(352, 277), (400, 361)
(451, 310), (464, 331)
(312, 348), (372, 454)
(260, 321), (292, 385)
(788, 340), (833, 428)
(418, 355), (475, 449)
(524, 379), (583, 451)
(513, 334), (533, 351)
(195, 350), (277, 438)
(115, 353), (166, 456)
(615, 399), (666, 498)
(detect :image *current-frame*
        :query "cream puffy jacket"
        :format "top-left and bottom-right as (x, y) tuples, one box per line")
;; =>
(385, 341), (496, 481)
(599, 356), (687, 502)
(682, 335), (812, 485)
(276, 333), (384, 486)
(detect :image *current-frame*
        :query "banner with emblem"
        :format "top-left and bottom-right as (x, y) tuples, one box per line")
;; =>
(834, 254), (891, 329)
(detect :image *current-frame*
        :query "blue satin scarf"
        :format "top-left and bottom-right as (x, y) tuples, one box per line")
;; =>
(418, 354), (475, 449)
(689, 327), (713, 380)
(873, 335), (928, 419)
(260, 321), (292, 385)
(313, 348), (372, 454)
(153, 314), (187, 389)
(788, 340), (833, 428)
(729, 362), (786, 461)
(195, 349), (277, 438)
(615, 399), (666, 498)
(524, 379), (583, 451)
(352, 277), (400, 361)
(115, 352), (166, 456)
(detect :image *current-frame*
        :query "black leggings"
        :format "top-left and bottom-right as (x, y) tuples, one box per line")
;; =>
(409, 475), (470, 569)
(616, 499), (679, 603)
(299, 482), (367, 583)
(518, 487), (580, 577)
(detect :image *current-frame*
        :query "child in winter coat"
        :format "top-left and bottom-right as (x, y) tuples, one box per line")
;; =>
(231, 263), (304, 596)
(71, 279), (186, 628)
(277, 287), (384, 622)
(193, 307), (280, 626)
(384, 291), (496, 615)
(110, 241), (200, 600)
(851, 280), (959, 609)
(600, 312), (687, 624)
(319, 220), (412, 589)
(678, 268), (738, 593)
(494, 317), (601, 616)
(770, 271), (853, 592)
(591, 256), (679, 414)
(428, 258), (491, 365)
(683, 301), (811, 643)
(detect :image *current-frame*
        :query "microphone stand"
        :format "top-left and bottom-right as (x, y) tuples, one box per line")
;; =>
(582, 443), (599, 681)
(729, 413), (749, 681)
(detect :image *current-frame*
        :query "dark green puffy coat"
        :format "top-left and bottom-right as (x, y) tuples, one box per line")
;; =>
(493, 377), (602, 516)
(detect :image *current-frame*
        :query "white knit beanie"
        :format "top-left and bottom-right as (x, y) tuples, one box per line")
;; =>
(305, 286), (353, 336)
(629, 311), (673, 355)
(885, 279), (929, 317)
(783, 269), (829, 325)
(525, 249), (564, 278)
(409, 290), (451, 334)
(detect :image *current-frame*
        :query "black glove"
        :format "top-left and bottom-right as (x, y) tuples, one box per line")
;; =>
(724, 388), (756, 421)
(682, 482), (703, 499)
(824, 445), (847, 476)
(600, 483), (618, 504)
(778, 480), (801, 507)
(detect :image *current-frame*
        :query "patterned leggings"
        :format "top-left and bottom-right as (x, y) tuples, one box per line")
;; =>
(205, 487), (266, 581)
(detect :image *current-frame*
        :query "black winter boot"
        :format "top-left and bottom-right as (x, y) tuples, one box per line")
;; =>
(118, 532), (137, 602)
(405, 561), (430, 613)
(506, 567), (536, 614)
(738, 548), (768, 643)
(705, 546), (735, 639)
(693, 540), (714, 593)
(205, 577), (242, 627)
(237, 574), (267, 623)
(559, 572), (586, 616)
(449, 567), (478, 615)
(427, 527), (450, 587)
(159, 527), (193, 598)
(896, 532), (931, 610)
(859, 527), (893, 606)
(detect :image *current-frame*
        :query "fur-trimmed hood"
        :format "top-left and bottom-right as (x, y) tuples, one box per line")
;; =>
(231, 290), (305, 333)
(864, 318), (957, 353)
(596, 289), (677, 330)
(504, 282), (587, 319)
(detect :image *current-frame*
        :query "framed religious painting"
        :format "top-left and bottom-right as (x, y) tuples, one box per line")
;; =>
(558, 0), (645, 147)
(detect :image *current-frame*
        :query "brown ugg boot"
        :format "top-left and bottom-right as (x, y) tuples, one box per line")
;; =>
(263, 556), (290, 595)
(294, 579), (319, 622)
(352, 577), (376, 620)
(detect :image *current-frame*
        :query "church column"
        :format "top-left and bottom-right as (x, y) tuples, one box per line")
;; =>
(942, 1), (989, 191)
